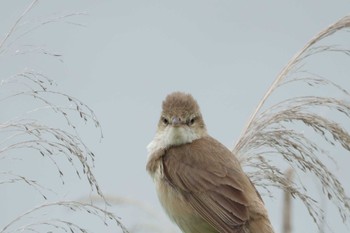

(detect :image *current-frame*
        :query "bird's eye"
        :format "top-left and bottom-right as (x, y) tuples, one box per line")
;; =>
(162, 117), (169, 125)
(188, 117), (196, 126)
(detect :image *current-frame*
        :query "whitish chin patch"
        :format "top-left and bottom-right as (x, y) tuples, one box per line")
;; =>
(165, 127), (197, 146)
(147, 126), (199, 155)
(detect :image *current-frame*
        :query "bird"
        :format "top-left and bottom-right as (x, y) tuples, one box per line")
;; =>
(146, 92), (274, 233)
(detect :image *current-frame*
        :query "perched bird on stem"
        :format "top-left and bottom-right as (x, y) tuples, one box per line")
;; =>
(146, 92), (274, 233)
(146, 16), (350, 233)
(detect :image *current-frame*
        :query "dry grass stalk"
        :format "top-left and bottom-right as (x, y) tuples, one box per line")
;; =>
(0, 67), (103, 197)
(0, 201), (129, 233)
(282, 169), (293, 233)
(78, 195), (180, 233)
(234, 16), (350, 230)
(0, 0), (38, 51)
(1, 1), (128, 233)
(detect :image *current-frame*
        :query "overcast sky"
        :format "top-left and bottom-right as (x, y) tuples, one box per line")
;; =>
(1, 1), (350, 233)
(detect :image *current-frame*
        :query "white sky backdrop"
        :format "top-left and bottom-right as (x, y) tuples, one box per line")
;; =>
(1, 1), (350, 233)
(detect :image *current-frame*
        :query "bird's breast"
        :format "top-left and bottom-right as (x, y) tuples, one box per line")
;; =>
(152, 159), (192, 218)
(147, 151), (218, 233)
(150, 157), (218, 233)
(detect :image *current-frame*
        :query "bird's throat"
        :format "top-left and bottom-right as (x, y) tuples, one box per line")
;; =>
(147, 126), (202, 156)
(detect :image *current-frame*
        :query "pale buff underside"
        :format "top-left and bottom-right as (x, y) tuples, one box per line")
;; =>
(155, 172), (219, 233)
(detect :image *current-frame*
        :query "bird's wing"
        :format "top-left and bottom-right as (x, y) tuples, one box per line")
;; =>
(163, 136), (252, 233)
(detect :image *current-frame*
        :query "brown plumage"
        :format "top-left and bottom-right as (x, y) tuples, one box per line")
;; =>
(147, 92), (274, 233)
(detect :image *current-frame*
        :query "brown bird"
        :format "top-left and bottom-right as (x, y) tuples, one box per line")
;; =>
(146, 92), (274, 233)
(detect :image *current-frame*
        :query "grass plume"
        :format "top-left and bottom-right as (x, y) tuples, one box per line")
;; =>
(234, 16), (350, 230)
(0, 1), (128, 233)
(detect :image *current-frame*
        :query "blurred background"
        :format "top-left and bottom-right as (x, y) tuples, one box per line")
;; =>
(1, 1), (350, 233)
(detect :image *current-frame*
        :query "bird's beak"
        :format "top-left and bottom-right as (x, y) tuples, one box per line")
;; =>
(171, 117), (182, 127)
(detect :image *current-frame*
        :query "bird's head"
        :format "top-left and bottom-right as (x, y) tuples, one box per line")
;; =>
(153, 92), (207, 149)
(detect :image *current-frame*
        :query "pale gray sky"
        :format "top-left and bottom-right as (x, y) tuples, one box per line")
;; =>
(1, 1), (350, 233)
